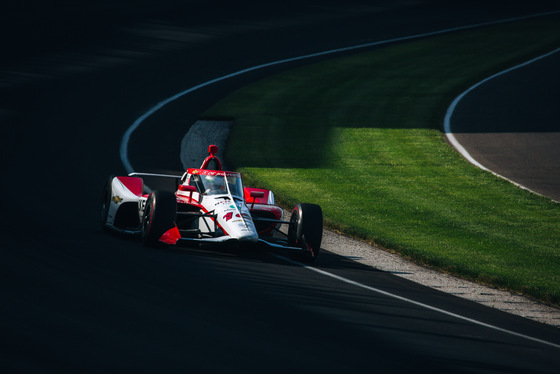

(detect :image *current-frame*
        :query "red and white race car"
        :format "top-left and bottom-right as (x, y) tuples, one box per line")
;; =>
(101, 145), (323, 262)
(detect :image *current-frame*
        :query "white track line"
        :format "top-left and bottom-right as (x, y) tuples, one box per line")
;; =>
(120, 10), (560, 349)
(273, 254), (560, 350)
(444, 46), (560, 200)
(120, 10), (560, 174)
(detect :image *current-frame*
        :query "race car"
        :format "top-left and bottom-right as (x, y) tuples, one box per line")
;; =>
(101, 145), (323, 262)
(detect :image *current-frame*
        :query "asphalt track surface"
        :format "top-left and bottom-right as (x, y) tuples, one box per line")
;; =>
(2, 1), (560, 373)
(449, 50), (560, 201)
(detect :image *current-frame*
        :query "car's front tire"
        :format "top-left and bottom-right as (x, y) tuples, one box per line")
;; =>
(288, 203), (323, 263)
(142, 190), (177, 247)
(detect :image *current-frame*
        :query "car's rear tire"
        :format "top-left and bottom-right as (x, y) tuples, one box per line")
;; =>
(100, 175), (114, 231)
(288, 203), (323, 263)
(142, 190), (177, 247)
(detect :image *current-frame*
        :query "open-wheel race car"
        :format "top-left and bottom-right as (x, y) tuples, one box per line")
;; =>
(101, 145), (323, 262)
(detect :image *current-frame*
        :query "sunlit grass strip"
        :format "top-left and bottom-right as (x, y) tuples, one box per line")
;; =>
(204, 17), (560, 304)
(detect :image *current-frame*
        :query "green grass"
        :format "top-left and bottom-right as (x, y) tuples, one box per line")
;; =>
(203, 16), (560, 305)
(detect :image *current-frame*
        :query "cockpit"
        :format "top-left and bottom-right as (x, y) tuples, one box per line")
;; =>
(185, 170), (244, 198)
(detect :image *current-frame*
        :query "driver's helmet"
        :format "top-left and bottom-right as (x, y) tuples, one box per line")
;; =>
(206, 175), (225, 193)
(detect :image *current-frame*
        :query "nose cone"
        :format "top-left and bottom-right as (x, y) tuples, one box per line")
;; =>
(238, 231), (259, 242)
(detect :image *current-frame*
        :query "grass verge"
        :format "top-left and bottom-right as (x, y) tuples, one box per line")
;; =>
(203, 16), (560, 305)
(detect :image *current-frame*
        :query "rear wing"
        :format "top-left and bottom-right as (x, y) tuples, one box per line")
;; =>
(128, 172), (183, 192)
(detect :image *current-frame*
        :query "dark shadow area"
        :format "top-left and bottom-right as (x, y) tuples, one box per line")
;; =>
(451, 51), (560, 134)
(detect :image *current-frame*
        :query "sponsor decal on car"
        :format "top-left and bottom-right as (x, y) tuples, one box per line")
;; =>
(187, 168), (240, 177)
(223, 212), (241, 222)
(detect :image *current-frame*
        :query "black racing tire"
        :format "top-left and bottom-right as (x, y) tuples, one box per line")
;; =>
(100, 175), (115, 231)
(288, 203), (323, 263)
(141, 190), (177, 247)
